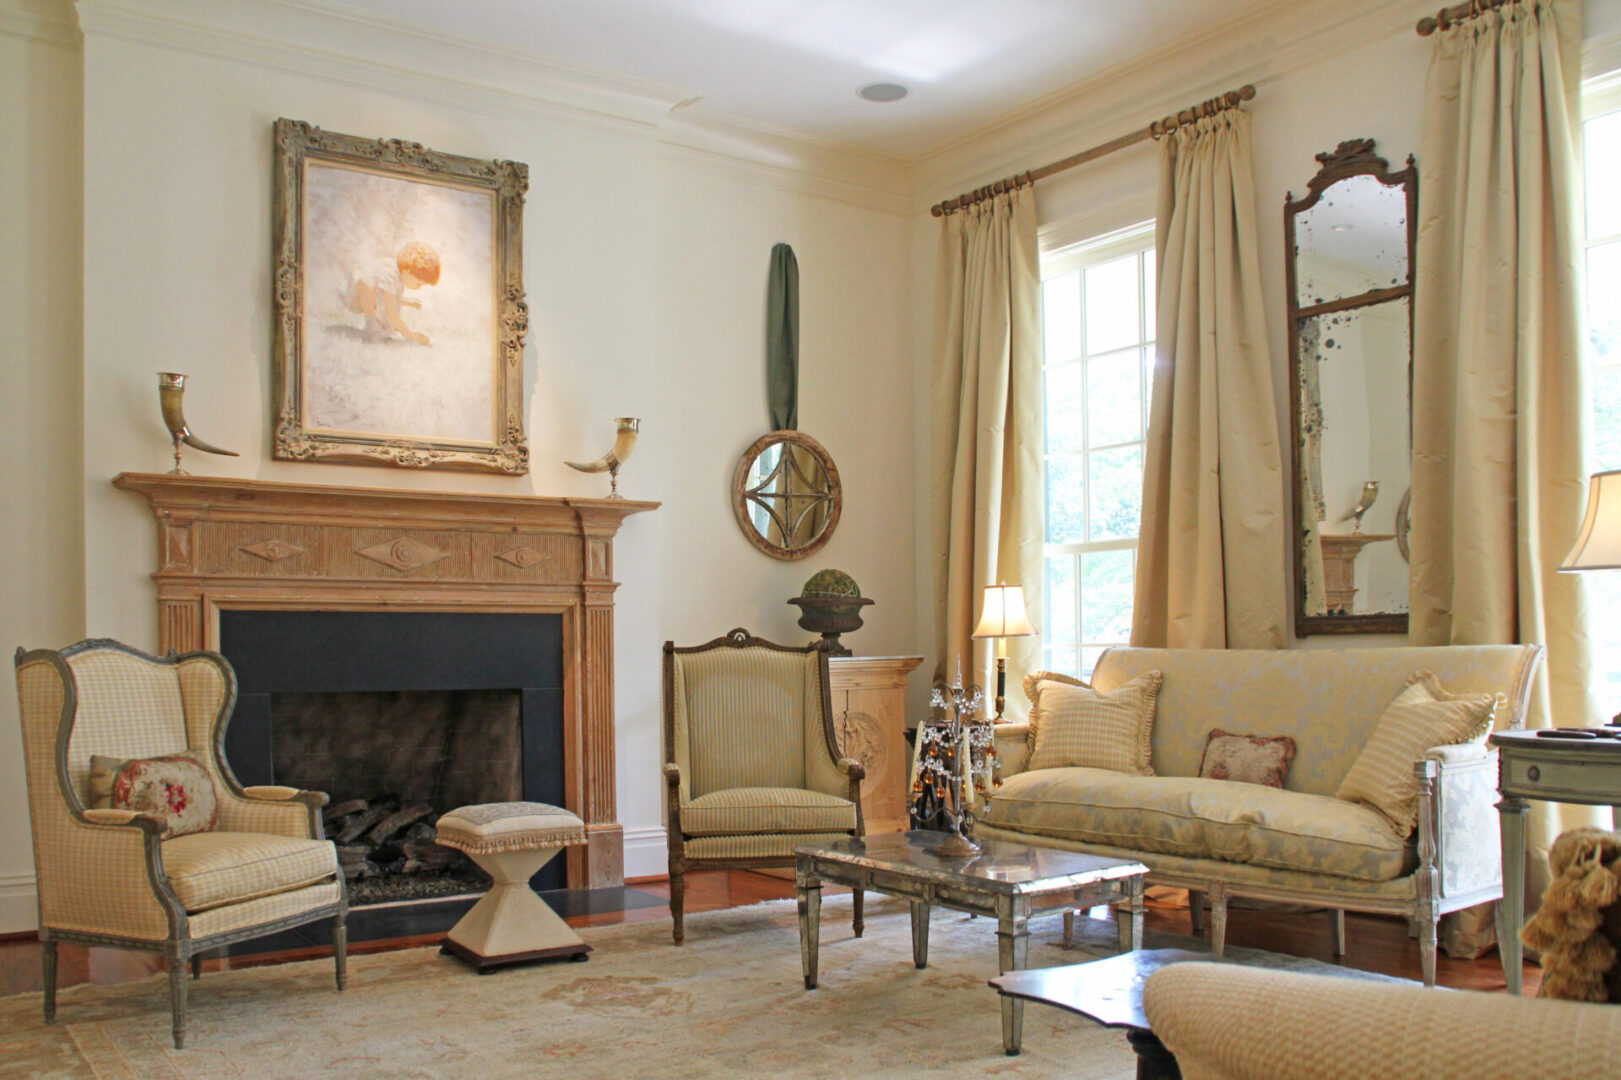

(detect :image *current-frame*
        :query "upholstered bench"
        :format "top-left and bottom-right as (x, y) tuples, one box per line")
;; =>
(434, 802), (591, 971)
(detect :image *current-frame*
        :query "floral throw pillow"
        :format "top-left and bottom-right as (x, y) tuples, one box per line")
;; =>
(1199, 729), (1297, 788)
(89, 748), (219, 837)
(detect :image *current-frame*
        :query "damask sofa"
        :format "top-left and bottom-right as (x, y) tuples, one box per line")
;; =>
(978, 646), (1542, 985)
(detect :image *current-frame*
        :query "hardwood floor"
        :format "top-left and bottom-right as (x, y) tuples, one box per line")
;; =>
(0, 870), (1539, 997)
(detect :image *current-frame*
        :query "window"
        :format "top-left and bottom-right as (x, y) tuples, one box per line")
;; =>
(1040, 223), (1155, 679)
(1584, 81), (1621, 700)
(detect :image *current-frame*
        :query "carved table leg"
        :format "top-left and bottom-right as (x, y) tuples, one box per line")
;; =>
(997, 894), (1030, 1057)
(1119, 875), (1145, 952)
(797, 867), (822, 990)
(1499, 794), (1529, 996)
(910, 899), (931, 969)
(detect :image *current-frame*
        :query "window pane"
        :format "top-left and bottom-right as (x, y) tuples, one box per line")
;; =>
(1087, 349), (1142, 448)
(1043, 273), (1081, 363)
(1046, 454), (1086, 543)
(1088, 445), (1144, 541)
(1046, 644), (1079, 678)
(1079, 646), (1108, 680)
(1143, 248), (1157, 340)
(1587, 110), (1621, 240)
(1045, 363), (1085, 455)
(1046, 555), (1076, 647)
(1080, 549), (1135, 644)
(1590, 240), (1621, 364)
(1084, 255), (1140, 355)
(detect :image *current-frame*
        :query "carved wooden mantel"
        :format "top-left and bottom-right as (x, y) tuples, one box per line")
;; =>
(113, 472), (658, 890)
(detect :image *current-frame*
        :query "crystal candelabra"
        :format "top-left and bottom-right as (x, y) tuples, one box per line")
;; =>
(918, 661), (989, 857)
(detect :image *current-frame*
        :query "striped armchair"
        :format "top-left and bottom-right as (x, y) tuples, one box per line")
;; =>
(13, 639), (346, 1048)
(663, 629), (864, 944)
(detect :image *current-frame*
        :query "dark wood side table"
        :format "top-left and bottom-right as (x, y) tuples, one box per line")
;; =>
(989, 948), (1205, 1078)
(1488, 730), (1621, 995)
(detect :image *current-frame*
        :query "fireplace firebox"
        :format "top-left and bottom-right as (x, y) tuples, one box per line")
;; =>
(221, 610), (564, 900)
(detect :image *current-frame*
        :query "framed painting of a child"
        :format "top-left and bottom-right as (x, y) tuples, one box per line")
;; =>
(272, 118), (529, 473)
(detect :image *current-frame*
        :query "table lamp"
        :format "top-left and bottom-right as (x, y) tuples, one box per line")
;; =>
(971, 583), (1038, 722)
(1559, 469), (1621, 572)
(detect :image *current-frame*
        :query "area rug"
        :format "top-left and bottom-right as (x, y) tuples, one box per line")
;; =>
(0, 896), (1147, 1080)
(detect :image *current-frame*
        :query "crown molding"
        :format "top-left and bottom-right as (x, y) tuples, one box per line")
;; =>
(0, 0), (78, 47)
(1587, 29), (1621, 84)
(72, 0), (913, 215)
(910, 0), (1428, 214)
(659, 108), (911, 217)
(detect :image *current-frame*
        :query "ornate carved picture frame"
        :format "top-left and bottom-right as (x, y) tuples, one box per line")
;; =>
(272, 118), (529, 473)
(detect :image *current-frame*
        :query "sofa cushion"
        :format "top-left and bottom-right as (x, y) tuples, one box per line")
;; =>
(1199, 729), (1296, 788)
(680, 787), (855, 837)
(162, 832), (338, 913)
(980, 767), (1412, 883)
(1025, 670), (1161, 775)
(1337, 671), (1497, 836)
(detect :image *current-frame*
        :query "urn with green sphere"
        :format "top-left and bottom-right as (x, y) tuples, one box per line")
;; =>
(788, 569), (875, 657)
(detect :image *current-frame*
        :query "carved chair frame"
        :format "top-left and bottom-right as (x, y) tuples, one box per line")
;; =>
(661, 629), (864, 944)
(16, 639), (347, 1049)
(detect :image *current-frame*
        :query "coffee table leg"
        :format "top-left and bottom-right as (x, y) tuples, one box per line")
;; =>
(797, 867), (821, 990)
(910, 899), (931, 968)
(1000, 991), (1023, 1056)
(1118, 874), (1145, 952)
(997, 894), (1030, 1057)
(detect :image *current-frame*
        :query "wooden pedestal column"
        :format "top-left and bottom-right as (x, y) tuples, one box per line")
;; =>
(828, 655), (923, 835)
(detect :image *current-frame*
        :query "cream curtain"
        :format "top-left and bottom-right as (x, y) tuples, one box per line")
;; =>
(1132, 109), (1288, 649)
(931, 187), (1043, 719)
(1410, 0), (1600, 933)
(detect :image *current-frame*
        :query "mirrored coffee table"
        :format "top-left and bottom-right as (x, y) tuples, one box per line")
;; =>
(794, 831), (1148, 1050)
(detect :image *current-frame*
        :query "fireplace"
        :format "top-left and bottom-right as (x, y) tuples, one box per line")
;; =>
(114, 472), (657, 889)
(220, 609), (564, 903)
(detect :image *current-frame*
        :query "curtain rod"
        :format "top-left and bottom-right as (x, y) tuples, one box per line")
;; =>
(1417, 0), (1514, 35)
(928, 84), (1257, 218)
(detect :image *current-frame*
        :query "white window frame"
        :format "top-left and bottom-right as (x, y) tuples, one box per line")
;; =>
(1040, 221), (1155, 678)
(1582, 76), (1621, 700)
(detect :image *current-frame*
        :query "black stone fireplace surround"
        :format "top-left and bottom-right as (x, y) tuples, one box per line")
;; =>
(219, 610), (566, 893)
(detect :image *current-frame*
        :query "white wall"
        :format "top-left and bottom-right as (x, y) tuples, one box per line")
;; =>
(0, 0), (917, 928)
(0, 0), (85, 933)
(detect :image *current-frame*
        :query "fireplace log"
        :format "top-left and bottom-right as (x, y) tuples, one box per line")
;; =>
(335, 845), (370, 866)
(324, 798), (368, 822)
(367, 803), (434, 845)
(335, 806), (392, 845)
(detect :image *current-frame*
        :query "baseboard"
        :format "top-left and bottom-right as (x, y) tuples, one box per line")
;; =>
(0, 873), (38, 934)
(622, 826), (666, 880)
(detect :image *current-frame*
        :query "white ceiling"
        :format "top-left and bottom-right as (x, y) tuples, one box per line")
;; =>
(330, 0), (1278, 161)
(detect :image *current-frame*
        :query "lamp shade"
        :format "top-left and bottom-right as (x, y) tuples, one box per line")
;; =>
(971, 583), (1037, 639)
(1561, 470), (1621, 571)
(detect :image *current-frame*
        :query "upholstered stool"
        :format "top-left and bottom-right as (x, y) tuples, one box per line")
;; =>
(434, 802), (591, 971)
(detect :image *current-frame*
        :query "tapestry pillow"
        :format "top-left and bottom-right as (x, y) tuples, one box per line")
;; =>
(88, 747), (219, 838)
(1024, 670), (1162, 776)
(1198, 729), (1297, 788)
(1336, 671), (1498, 837)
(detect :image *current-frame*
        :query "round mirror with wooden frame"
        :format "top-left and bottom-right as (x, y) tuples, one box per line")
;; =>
(732, 430), (842, 560)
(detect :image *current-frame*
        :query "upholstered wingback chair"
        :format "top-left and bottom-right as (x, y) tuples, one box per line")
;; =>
(663, 629), (864, 944)
(13, 639), (347, 1048)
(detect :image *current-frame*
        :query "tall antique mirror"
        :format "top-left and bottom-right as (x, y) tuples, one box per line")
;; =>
(1286, 139), (1416, 636)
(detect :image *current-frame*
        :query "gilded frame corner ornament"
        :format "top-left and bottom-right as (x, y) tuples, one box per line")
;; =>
(271, 117), (530, 474)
